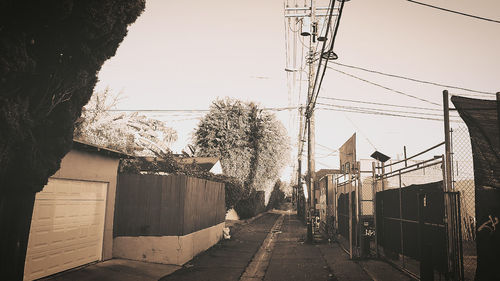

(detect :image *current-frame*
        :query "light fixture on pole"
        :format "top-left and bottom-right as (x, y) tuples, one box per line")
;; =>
(321, 50), (338, 60)
(370, 151), (390, 163)
(301, 16), (311, 36)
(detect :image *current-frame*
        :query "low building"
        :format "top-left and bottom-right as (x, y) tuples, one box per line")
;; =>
(23, 140), (130, 281)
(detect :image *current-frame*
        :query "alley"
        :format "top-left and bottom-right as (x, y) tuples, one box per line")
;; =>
(159, 211), (411, 281)
(159, 213), (281, 281)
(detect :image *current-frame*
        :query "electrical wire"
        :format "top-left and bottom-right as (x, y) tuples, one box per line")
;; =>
(342, 113), (378, 151)
(318, 96), (442, 111)
(105, 106), (299, 113)
(407, 0), (500, 24)
(317, 106), (464, 122)
(316, 142), (337, 152)
(331, 61), (496, 96)
(307, 0), (345, 114)
(316, 159), (336, 168)
(327, 66), (441, 106)
(316, 102), (461, 118)
(316, 152), (338, 158)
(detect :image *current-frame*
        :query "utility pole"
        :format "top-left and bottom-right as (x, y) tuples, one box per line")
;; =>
(285, 0), (322, 242)
(297, 106), (304, 218)
(306, 0), (317, 243)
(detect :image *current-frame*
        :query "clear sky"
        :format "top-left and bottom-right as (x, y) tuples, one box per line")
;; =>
(95, 0), (500, 182)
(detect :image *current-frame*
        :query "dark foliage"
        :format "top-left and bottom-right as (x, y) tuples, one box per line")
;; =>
(0, 0), (145, 193)
(234, 189), (265, 219)
(266, 179), (285, 210)
(119, 156), (246, 211)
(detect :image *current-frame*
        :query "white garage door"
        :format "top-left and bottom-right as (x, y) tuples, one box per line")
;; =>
(24, 178), (108, 281)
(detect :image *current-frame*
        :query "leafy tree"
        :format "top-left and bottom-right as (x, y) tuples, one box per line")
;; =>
(193, 98), (291, 196)
(266, 179), (286, 210)
(74, 89), (178, 156)
(0, 1), (145, 278)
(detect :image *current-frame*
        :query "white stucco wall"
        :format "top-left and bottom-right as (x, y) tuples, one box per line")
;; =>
(113, 222), (225, 265)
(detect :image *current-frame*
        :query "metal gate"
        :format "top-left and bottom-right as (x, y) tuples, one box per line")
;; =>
(333, 162), (374, 259)
(373, 144), (463, 280)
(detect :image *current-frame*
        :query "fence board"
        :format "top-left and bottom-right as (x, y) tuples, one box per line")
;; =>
(115, 174), (225, 237)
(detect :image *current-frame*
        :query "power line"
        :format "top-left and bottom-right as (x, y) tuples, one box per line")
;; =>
(317, 106), (463, 122)
(318, 106), (443, 121)
(407, 0), (500, 24)
(307, 0), (346, 115)
(107, 109), (208, 112)
(317, 102), (461, 118)
(316, 159), (336, 168)
(105, 106), (299, 113)
(316, 142), (337, 152)
(327, 66), (441, 106)
(331, 61), (496, 95)
(342, 113), (378, 151)
(318, 96), (442, 111)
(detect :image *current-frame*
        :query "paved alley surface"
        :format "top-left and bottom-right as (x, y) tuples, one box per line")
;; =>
(263, 213), (335, 281)
(159, 212), (281, 281)
(160, 211), (413, 281)
(40, 211), (412, 281)
(39, 259), (180, 281)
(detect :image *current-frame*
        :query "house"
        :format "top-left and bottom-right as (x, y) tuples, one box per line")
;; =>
(174, 156), (222, 174)
(23, 140), (130, 281)
(139, 156), (223, 175)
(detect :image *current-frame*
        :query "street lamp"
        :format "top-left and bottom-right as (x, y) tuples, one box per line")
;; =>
(370, 151), (390, 163)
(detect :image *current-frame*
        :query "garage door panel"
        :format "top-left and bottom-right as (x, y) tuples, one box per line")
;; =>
(24, 178), (107, 281)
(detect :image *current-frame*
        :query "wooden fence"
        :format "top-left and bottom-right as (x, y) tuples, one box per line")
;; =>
(114, 174), (225, 237)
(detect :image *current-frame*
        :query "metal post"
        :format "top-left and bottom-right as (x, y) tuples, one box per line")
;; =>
(443, 90), (452, 192)
(297, 107), (305, 217)
(356, 162), (362, 256)
(404, 146), (408, 168)
(497, 92), (500, 147)
(348, 171), (353, 259)
(443, 90), (457, 279)
(334, 177), (338, 231)
(381, 161), (385, 191)
(398, 170), (405, 269)
(372, 161), (379, 257)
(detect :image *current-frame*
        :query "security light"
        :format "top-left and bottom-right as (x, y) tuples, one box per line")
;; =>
(370, 151), (390, 163)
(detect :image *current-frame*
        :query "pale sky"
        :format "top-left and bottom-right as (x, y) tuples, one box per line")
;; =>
(96, 0), (500, 182)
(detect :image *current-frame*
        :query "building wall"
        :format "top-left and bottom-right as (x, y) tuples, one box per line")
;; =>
(51, 149), (120, 260)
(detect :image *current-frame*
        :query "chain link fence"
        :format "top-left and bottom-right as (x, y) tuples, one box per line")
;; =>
(451, 126), (476, 281)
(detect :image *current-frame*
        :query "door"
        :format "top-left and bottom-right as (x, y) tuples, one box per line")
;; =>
(24, 178), (107, 281)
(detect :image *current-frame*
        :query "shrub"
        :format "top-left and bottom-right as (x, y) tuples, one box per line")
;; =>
(234, 190), (265, 219)
(266, 180), (286, 210)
